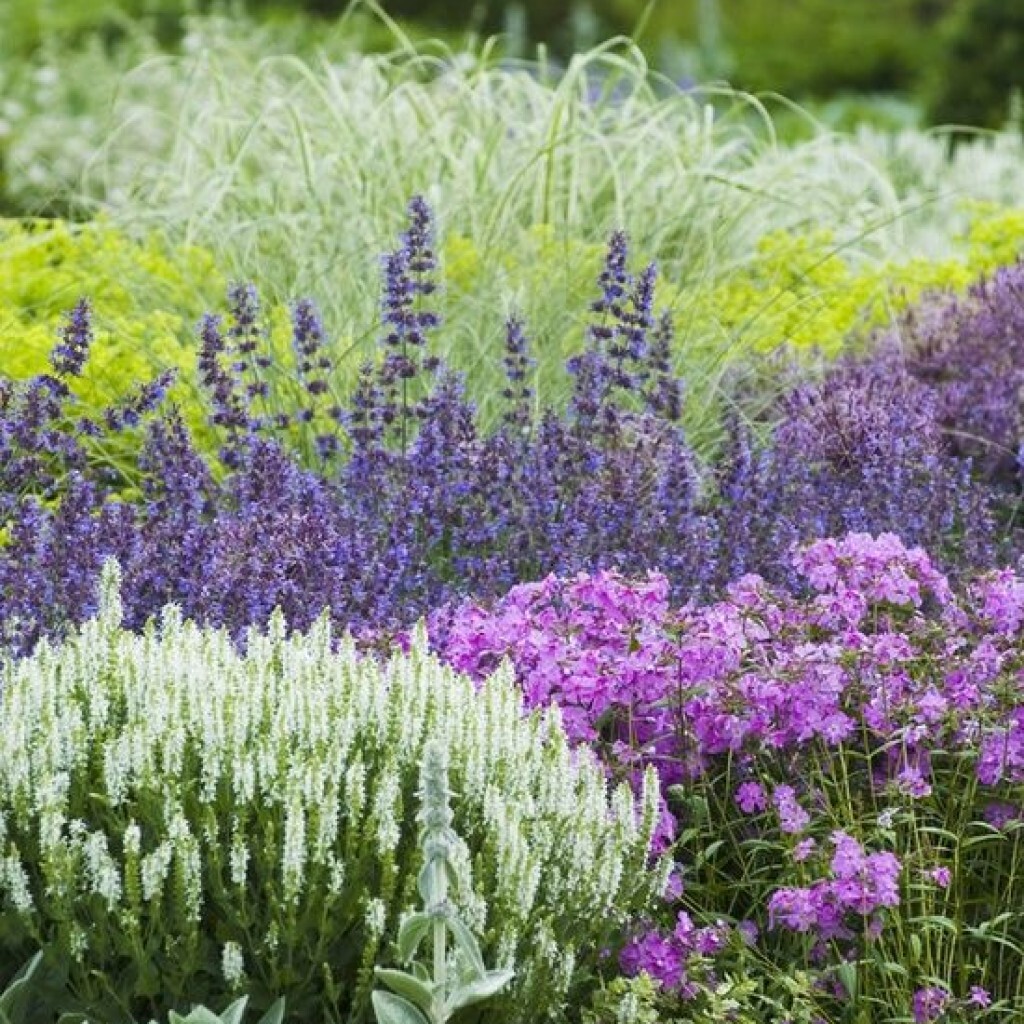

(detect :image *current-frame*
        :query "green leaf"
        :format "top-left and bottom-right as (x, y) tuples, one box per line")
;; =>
(445, 918), (486, 977)
(834, 961), (857, 1000)
(375, 969), (435, 1014)
(254, 997), (286, 1024)
(178, 1007), (225, 1024)
(371, 991), (432, 1024)
(0, 952), (44, 1024)
(445, 969), (514, 1013)
(397, 914), (432, 963)
(218, 997), (249, 1024)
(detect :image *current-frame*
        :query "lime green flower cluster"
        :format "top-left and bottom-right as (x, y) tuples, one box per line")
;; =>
(687, 203), (1024, 360)
(0, 217), (221, 433)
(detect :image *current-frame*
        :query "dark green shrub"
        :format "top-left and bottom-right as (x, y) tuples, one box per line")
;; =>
(926, 0), (1024, 128)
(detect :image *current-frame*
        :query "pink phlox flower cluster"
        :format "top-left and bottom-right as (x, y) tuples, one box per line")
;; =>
(978, 707), (1024, 785)
(911, 984), (992, 1022)
(773, 785), (811, 834)
(430, 533), (1024, 855)
(618, 912), (732, 996)
(982, 801), (1022, 828)
(438, 569), (678, 748)
(973, 568), (1024, 635)
(925, 865), (952, 888)
(735, 780), (768, 814)
(912, 986), (950, 1023)
(769, 833), (901, 940)
(794, 533), (953, 628)
(969, 986), (992, 1008)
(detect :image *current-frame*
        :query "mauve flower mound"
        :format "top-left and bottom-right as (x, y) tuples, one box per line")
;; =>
(430, 532), (1024, 1010)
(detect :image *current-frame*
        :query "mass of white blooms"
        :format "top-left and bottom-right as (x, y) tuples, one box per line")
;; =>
(0, 561), (666, 1022)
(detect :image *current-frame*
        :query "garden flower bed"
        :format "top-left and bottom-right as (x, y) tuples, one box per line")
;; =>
(3, 14), (1024, 1024)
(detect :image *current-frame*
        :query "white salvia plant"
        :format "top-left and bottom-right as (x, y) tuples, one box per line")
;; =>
(0, 562), (665, 1024)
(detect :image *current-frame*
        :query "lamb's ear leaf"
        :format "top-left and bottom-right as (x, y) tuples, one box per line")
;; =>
(445, 968), (515, 1014)
(218, 997), (249, 1024)
(397, 913), (432, 963)
(444, 918), (486, 977)
(179, 1007), (224, 1024)
(0, 951), (45, 1024)
(254, 997), (286, 1024)
(371, 991), (432, 1024)
(374, 969), (435, 1014)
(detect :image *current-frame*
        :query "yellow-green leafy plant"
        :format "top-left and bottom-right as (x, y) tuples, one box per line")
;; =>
(0, 218), (222, 435)
(679, 202), (1024, 363)
(0, 562), (666, 1024)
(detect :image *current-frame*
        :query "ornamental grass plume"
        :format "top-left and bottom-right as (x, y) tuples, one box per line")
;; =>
(0, 562), (666, 1024)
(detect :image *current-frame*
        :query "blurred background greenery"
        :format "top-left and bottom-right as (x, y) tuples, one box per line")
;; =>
(1, 0), (1022, 128)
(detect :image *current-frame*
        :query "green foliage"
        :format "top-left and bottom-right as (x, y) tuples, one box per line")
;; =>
(372, 741), (512, 1024)
(0, 953), (45, 1024)
(679, 201), (1024, 366)
(378, 0), (952, 98)
(926, 0), (1024, 129)
(147, 996), (285, 1024)
(0, 217), (223, 459)
(579, 963), (828, 1024)
(0, 563), (665, 1024)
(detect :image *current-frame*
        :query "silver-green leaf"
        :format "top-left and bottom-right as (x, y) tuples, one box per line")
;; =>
(254, 997), (286, 1024)
(371, 991), (432, 1024)
(218, 997), (249, 1024)
(397, 913), (432, 963)
(445, 969), (515, 1015)
(374, 968), (435, 1014)
(444, 918), (486, 977)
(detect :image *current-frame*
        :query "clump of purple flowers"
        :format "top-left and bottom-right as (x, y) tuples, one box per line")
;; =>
(895, 260), (1024, 488)
(618, 911), (730, 998)
(767, 831), (901, 944)
(0, 197), (1013, 656)
(0, 299), (171, 652)
(430, 531), (1024, 1011)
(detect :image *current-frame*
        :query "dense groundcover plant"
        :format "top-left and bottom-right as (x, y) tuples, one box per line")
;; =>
(430, 533), (1024, 1020)
(0, 197), (1010, 655)
(0, 564), (664, 1024)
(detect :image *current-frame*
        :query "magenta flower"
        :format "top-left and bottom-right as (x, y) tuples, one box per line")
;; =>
(736, 781), (768, 813)
(912, 986), (949, 1023)
(773, 785), (811, 834)
(968, 986), (992, 1008)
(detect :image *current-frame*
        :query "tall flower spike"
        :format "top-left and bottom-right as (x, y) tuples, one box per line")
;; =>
(227, 282), (271, 402)
(642, 311), (683, 422)
(50, 298), (93, 378)
(197, 311), (252, 467)
(372, 739), (513, 1024)
(382, 196), (441, 353)
(501, 316), (534, 431)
